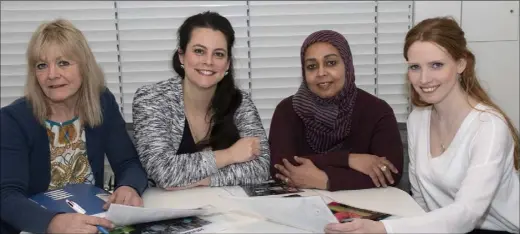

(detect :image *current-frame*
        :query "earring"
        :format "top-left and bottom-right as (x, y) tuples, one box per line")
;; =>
(180, 64), (184, 69)
(224, 71), (228, 76)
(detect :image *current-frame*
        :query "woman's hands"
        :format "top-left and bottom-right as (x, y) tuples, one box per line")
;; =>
(348, 154), (399, 187)
(228, 137), (261, 163)
(103, 186), (143, 210)
(273, 153), (398, 189)
(216, 137), (261, 168)
(325, 219), (387, 234)
(274, 156), (329, 190)
(47, 213), (114, 234)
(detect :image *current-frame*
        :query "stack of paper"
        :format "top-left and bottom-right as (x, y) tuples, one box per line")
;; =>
(104, 204), (209, 226)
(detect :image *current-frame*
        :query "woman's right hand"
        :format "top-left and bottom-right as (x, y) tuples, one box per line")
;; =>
(227, 137), (261, 164)
(47, 213), (114, 234)
(348, 153), (399, 187)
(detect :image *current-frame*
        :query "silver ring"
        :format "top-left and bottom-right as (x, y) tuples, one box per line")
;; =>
(380, 165), (387, 171)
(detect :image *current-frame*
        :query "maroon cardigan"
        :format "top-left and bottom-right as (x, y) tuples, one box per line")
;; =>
(268, 89), (403, 191)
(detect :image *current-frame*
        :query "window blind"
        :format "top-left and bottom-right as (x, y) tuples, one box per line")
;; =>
(116, 1), (250, 122)
(0, 1), (121, 108)
(376, 1), (413, 123)
(1, 1), (412, 128)
(249, 1), (412, 133)
(249, 1), (380, 133)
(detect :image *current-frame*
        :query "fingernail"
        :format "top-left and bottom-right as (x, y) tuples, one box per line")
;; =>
(283, 159), (287, 163)
(390, 180), (394, 184)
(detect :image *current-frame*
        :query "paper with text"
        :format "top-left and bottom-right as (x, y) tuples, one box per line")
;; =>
(223, 195), (339, 233)
(105, 204), (208, 226)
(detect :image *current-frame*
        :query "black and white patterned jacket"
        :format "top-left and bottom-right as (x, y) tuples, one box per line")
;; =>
(132, 77), (270, 188)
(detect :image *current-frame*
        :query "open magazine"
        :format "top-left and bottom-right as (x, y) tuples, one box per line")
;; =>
(328, 201), (391, 221)
(241, 180), (302, 197)
(224, 195), (338, 233)
(223, 195), (391, 233)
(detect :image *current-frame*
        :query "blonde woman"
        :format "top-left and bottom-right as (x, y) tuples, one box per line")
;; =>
(0, 19), (148, 234)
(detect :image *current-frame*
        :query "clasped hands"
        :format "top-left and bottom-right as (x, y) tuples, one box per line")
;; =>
(274, 153), (399, 190)
(274, 156), (329, 190)
(47, 185), (143, 234)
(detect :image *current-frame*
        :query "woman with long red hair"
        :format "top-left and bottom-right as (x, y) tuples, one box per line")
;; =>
(324, 17), (519, 234)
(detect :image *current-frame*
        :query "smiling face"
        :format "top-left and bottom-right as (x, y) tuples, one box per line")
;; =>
(179, 27), (230, 89)
(303, 42), (346, 98)
(35, 43), (82, 104)
(406, 41), (467, 105)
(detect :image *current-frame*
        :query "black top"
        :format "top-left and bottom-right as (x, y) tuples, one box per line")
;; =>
(176, 118), (198, 154)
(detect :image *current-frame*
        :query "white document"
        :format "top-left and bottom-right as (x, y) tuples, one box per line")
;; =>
(105, 204), (209, 226)
(223, 195), (339, 233)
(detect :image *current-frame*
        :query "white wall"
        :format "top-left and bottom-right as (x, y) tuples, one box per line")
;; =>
(413, 1), (520, 129)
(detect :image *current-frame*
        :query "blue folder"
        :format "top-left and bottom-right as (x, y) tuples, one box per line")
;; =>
(29, 183), (109, 215)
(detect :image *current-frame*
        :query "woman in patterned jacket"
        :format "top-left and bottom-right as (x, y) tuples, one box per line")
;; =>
(132, 11), (270, 189)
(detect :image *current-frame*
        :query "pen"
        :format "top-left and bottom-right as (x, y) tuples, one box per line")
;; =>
(66, 199), (109, 234)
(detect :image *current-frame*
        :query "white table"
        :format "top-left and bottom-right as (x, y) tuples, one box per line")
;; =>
(141, 186), (426, 233)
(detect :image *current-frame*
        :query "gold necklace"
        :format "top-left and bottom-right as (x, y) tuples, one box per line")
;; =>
(433, 107), (448, 153)
(440, 143), (447, 152)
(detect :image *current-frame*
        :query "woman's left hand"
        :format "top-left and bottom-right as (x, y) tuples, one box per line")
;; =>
(103, 186), (143, 210)
(274, 156), (328, 189)
(325, 219), (387, 234)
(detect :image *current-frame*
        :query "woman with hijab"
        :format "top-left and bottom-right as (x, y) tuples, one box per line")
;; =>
(269, 30), (403, 191)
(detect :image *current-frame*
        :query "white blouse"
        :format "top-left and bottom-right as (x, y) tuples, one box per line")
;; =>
(382, 104), (519, 233)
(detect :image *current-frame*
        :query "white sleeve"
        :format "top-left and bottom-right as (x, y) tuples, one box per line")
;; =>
(406, 116), (428, 212)
(382, 112), (512, 233)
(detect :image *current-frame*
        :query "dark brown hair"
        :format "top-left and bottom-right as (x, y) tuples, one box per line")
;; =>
(171, 11), (241, 150)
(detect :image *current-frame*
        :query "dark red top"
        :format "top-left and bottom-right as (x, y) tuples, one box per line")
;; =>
(268, 89), (404, 191)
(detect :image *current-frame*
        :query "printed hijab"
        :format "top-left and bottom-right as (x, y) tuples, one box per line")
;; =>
(292, 30), (358, 153)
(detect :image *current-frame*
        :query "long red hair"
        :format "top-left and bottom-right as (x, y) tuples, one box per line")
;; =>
(404, 17), (519, 170)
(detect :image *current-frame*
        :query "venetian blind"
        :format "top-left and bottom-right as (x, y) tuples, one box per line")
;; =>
(376, 1), (413, 123)
(250, 1), (396, 131)
(116, 1), (250, 122)
(0, 1), (121, 108)
(249, 1), (412, 133)
(1, 1), (412, 128)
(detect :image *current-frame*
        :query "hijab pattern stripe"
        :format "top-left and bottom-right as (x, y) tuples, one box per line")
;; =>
(292, 30), (358, 153)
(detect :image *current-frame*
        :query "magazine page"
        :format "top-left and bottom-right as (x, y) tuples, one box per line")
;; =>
(223, 195), (338, 233)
